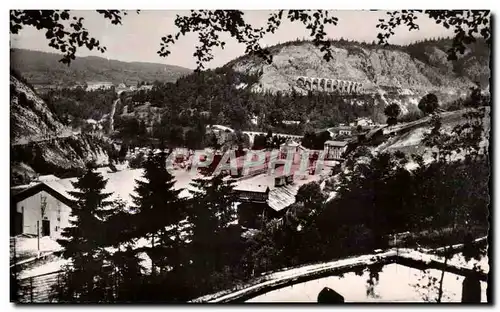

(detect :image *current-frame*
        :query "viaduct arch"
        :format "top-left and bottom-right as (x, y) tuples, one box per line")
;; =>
(296, 76), (363, 94)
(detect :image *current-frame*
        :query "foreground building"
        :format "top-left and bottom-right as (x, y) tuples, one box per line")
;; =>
(11, 181), (74, 239)
(10, 169), (147, 239)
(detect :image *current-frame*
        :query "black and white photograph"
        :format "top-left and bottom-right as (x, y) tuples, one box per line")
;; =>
(8, 6), (492, 304)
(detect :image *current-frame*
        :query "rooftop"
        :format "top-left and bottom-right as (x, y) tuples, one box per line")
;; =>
(37, 174), (59, 182)
(280, 141), (301, 148)
(329, 126), (353, 131)
(209, 124), (235, 133)
(324, 140), (350, 147)
(232, 164), (331, 212)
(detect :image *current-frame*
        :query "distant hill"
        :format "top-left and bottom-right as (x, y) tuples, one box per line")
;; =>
(10, 48), (192, 87)
(10, 71), (66, 143)
(226, 38), (490, 97)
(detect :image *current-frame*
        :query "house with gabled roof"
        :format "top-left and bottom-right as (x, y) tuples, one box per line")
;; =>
(11, 181), (75, 238)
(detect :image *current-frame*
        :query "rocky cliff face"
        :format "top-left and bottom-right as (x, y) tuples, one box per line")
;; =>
(227, 40), (489, 110)
(10, 74), (66, 144)
(11, 134), (111, 181)
(10, 74), (114, 185)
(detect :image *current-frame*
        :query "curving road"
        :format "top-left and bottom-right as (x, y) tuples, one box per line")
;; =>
(108, 98), (120, 134)
(12, 130), (81, 147)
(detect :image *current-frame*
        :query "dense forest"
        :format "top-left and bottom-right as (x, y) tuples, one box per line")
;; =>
(40, 87), (117, 129)
(124, 66), (387, 131)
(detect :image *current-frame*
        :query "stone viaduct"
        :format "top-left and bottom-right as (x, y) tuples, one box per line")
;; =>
(296, 76), (363, 94)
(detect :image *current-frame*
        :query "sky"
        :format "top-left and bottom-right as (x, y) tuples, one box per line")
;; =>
(10, 10), (456, 70)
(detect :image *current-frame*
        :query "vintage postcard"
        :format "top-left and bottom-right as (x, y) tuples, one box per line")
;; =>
(9, 9), (491, 303)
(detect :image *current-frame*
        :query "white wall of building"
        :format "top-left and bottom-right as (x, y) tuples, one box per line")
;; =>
(16, 190), (72, 239)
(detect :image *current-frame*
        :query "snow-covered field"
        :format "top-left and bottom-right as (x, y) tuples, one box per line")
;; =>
(18, 258), (69, 280)
(246, 263), (487, 303)
(11, 236), (62, 263)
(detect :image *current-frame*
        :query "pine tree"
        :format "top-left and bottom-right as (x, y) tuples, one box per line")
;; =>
(103, 199), (145, 302)
(130, 150), (186, 276)
(55, 168), (115, 302)
(186, 174), (239, 291)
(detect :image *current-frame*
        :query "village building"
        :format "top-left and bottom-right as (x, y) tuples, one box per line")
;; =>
(356, 117), (375, 127)
(116, 83), (130, 95)
(11, 179), (75, 238)
(324, 140), (350, 160)
(250, 115), (259, 126)
(10, 146), (334, 240)
(282, 120), (301, 126)
(279, 141), (309, 164)
(231, 162), (331, 228)
(10, 167), (222, 240)
(329, 126), (353, 137)
(84, 118), (104, 132)
(138, 85), (154, 91)
(349, 117), (375, 128)
(10, 169), (148, 239)
(86, 82), (114, 91)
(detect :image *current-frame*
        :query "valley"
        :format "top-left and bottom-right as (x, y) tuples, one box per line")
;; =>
(10, 17), (491, 304)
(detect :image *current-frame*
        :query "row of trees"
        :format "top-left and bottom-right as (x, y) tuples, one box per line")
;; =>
(53, 149), (245, 302)
(245, 153), (488, 274)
